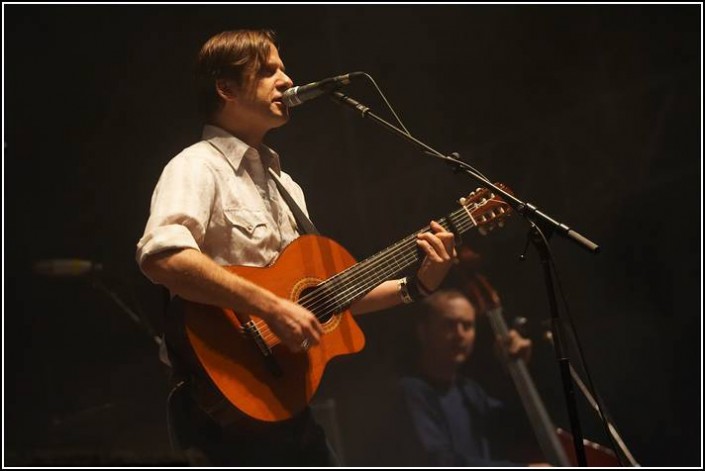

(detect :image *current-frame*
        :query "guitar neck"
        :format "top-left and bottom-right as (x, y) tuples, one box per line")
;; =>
(300, 207), (476, 317)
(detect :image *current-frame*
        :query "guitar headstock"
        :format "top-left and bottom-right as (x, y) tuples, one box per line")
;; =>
(459, 183), (513, 235)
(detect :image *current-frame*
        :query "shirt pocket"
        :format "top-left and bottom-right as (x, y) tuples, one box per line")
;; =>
(223, 208), (269, 239)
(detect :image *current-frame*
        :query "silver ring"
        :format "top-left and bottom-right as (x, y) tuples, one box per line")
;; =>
(300, 338), (311, 350)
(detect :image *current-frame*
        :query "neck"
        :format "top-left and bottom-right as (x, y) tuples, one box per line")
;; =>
(419, 355), (458, 384)
(211, 113), (266, 149)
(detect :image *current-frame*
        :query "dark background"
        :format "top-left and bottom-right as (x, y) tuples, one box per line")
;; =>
(4, 4), (701, 467)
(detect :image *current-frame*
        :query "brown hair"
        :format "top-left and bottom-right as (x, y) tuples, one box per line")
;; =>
(195, 29), (277, 119)
(418, 289), (472, 323)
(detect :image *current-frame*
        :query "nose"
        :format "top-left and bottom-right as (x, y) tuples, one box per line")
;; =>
(278, 71), (294, 90)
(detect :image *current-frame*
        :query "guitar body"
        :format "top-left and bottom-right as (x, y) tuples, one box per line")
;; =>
(180, 235), (365, 422)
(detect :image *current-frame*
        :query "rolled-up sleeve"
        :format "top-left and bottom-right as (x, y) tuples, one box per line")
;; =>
(136, 152), (216, 269)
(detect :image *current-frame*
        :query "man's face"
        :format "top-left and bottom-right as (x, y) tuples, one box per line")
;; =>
(234, 43), (293, 131)
(422, 296), (477, 366)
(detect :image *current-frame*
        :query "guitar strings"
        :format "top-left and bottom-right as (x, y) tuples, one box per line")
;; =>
(253, 197), (503, 345)
(253, 207), (479, 345)
(253, 204), (486, 345)
(289, 206), (472, 317)
(293, 197), (507, 333)
(253, 206), (484, 345)
(294, 204), (485, 315)
(306, 213), (475, 317)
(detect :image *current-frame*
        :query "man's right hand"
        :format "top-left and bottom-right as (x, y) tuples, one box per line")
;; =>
(141, 248), (325, 352)
(265, 298), (325, 352)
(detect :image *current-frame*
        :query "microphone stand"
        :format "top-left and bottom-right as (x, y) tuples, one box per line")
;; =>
(544, 332), (640, 466)
(330, 91), (600, 466)
(89, 275), (163, 347)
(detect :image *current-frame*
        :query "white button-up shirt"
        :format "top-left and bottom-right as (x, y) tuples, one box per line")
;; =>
(136, 125), (309, 275)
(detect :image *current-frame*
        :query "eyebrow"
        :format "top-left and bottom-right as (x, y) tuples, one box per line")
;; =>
(266, 59), (285, 73)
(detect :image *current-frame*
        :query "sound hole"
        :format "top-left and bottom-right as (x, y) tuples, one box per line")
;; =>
(300, 285), (335, 324)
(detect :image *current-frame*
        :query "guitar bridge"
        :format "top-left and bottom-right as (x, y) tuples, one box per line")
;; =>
(242, 320), (283, 377)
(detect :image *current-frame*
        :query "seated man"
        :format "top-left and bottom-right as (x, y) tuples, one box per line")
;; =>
(400, 288), (538, 467)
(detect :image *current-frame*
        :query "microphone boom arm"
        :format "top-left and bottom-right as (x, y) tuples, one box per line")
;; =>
(329, 91), (599, 254)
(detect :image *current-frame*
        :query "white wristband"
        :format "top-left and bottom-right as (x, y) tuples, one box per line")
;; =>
(398, 277), (414, 304)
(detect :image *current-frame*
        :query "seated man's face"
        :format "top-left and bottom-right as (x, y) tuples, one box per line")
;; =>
(421, 296), (476, 366)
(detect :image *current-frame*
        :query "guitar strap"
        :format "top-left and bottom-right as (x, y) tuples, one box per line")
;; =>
(267, 167), (320, 236)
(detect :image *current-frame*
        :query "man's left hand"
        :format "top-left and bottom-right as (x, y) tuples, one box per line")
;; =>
(501, 329), (533, 363)
(415, 220), (456, 294)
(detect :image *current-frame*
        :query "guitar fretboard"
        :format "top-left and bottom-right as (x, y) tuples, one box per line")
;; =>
(297, 205), (480, 318)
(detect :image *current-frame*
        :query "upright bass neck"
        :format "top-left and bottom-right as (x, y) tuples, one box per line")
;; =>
(485, 306), (571, 467)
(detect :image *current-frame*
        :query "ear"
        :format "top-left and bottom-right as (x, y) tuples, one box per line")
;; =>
(215, 78), (238, 102)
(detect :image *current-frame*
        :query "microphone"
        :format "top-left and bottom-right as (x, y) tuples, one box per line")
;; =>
(33, 259), (103, 277)
(282, 72), (364, 107)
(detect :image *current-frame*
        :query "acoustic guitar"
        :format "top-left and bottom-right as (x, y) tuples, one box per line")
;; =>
(172, 184), (512, 422)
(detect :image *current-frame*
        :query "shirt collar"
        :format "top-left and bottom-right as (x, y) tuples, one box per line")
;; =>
(202, 124), (282, 175)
